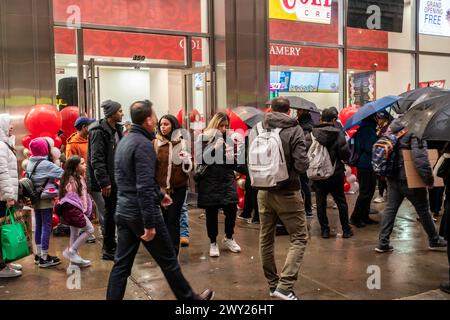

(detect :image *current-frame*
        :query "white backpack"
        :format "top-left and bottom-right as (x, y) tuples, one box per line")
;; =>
(307, 133), (335, 180)
(248, 122), (289, 188)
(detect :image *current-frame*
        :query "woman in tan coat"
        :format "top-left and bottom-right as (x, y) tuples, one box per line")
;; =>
(154, 115), (192, 256)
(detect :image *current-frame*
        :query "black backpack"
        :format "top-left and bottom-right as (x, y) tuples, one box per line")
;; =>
(19, 159), (49, 206)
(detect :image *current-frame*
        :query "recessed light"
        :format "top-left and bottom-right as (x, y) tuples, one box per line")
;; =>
(289, 68), (295, 71)
(67, 63), (77, 67)
(349, 71), (355, 74)
(319, 69), (324, 72)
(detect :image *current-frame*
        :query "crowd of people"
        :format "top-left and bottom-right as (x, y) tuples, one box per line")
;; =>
(0, 95), (449, 299)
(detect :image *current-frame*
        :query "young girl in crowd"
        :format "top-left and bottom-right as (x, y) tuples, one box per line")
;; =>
(27, 138), (64, 268)
(58, 156), (94, 267)
(195, 112), (241, 257)
(154, 115), (192, 256)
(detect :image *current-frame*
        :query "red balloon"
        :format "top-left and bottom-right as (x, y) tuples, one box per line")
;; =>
(51, 213), (60, 229)
(54, 137), (63, 149)
(344, 182), (351, 193)
(25, 105), (62, 136)
(226, 109), (248, 134)
(351, 167), (358, 177)
(21, 135), (33, 149)
(60, 106), (79, 137)
(176, 109), (183, 127)
(339, 106), (360, 138)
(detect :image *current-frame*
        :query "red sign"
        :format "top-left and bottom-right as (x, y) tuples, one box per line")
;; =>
(418, 80), (446, 89)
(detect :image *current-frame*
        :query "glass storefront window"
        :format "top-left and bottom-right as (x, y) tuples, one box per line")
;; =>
(54, 27), (79, 109)
(347, 0), (415, 50)
(271, 45), (340, 110)
(53, 0), (209, 33)
(347, 50), (414, 107)
(419, 55), (450, 88)
(418, 0), (450, 53)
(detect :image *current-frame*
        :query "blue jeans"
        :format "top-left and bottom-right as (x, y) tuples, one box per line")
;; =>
(34, 208), (53, 251)
(180, 193), (189, 238)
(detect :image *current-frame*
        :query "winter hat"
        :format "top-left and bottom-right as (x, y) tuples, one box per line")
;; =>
(29, 138), (49, 157)
(101, 100), (122, 118)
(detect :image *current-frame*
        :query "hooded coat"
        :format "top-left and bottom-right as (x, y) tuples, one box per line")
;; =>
(298, 113), (314, 150)
(0, 114), (18, 202)
(87, 119), (123, 192)
(389, 119), (434, 186)
(312, 123), (350, 176)
(66, 131), (89, 162)
(354, 117), (378, 169)
(259, 112), (309, 191)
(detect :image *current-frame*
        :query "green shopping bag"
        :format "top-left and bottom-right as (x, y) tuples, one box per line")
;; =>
(1, 208), (30, 262)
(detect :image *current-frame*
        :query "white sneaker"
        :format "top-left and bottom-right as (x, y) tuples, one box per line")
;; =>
(209, 243), (220, 257)
(373, 196), (385, 203)
(0, 265), (22, 278)
(222, 238), (241, 253)
(273, 288), (299, 300)
(8, 263), (22, 271)
(78, 258), (92, 268)
(63, 248), (84, 265)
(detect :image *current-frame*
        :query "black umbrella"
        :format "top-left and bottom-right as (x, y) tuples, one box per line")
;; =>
(394, 87), (449, 114)
(232, 106), (265, 128)
(400, 94), (450, 141)
(285, 96), (319, 113)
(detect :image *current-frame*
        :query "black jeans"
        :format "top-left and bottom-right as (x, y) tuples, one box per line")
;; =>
(205, 204), (237, 243)
(378, 179), (440, 247)
(242, 177), (259, 221)
(314, 173), (351, 233)
(378, 177), (387, 197)
(351, 168), (377, 221)
(300, 174), (312, 214)
(161, 187), (187, 257)
(106, 214), (195, 300)
(429, 187), (445, 215)
(103, 191), (118, 253)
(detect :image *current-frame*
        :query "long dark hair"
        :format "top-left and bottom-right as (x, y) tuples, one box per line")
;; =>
(158, 114), (181, 139)
(59, 155), (83, 198)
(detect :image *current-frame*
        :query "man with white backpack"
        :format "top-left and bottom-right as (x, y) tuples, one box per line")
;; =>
(248, 97), (309, 300)
(309, 108), (353, 240)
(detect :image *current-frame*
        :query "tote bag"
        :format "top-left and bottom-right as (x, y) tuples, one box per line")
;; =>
(1, 208), (30, 262)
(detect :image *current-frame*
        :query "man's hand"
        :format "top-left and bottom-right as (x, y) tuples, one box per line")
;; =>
(141, 228), (156, 242)
(101, 185), (112, 198)
(161, 194), (173, 208)
(6, 199), (15, 208)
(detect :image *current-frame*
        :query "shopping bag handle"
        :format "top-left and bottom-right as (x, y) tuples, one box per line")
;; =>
(0, 207), (15, 226)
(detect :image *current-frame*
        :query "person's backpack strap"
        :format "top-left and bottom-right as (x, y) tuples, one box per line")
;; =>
(256, 122), (264, 135)
(28, 159), (45, 180)
(396, 129), (409, 140)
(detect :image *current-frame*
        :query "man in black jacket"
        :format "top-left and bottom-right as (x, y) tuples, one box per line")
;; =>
(376, 119), (447, 253)
(106, 100), (214, 301)
(88, 100), (124, 260)
(312, 108), (353, 239)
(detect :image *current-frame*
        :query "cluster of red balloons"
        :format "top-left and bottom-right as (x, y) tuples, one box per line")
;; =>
(21, 105), (79, 150)
(339, 105), (361, 138)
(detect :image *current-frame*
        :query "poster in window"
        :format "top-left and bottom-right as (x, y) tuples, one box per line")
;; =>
(348, 72), (376, 107)
(419, 0), (450, 37)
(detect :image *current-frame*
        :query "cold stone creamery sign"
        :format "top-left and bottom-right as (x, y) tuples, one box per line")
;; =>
(269, 0), (332, 24)
(270, 45), (302, 56)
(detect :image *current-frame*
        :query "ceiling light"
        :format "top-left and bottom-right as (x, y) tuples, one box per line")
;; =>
(67, 63), (77, 67)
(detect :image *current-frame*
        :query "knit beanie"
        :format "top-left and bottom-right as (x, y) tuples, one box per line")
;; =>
(101, 100), (122, 118)
(29, 138), (49, 157)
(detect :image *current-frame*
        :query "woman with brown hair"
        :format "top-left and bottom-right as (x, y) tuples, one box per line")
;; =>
(195, 112), (241, 257)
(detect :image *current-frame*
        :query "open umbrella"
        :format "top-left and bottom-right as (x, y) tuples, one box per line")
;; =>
(394, 87), (448, 114)
(232, 106), (265, 128)
(343, 96), (401, 131)
(400, 94), (450, 141)
(285, 96), (319, 113)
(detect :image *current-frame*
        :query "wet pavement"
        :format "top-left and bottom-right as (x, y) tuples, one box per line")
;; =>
(1, 194), (449, 300)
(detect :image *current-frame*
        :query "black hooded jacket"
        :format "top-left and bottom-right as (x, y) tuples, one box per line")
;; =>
(298, 113), (314, 150)
(389, 119), (434, 186)
(87, 119), (124, 192)
(311, 123), (350, 176)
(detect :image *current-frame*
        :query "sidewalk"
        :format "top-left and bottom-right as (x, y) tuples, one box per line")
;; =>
(0, 194), (449, 300)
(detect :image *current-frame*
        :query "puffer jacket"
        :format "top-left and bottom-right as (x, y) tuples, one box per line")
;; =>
(58, 192), (92, 228)
(154, 133), (191, 193)
(258, 112), (309, 191)
(26, 156), (64, 209)
(66, 131), (89, 162)
(195, 131), (239, 208)
(312, 123), (350, 176)
(0, 114), (18, 202)
(87, 119), (123, 192)
(390, 119), (434, 186)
